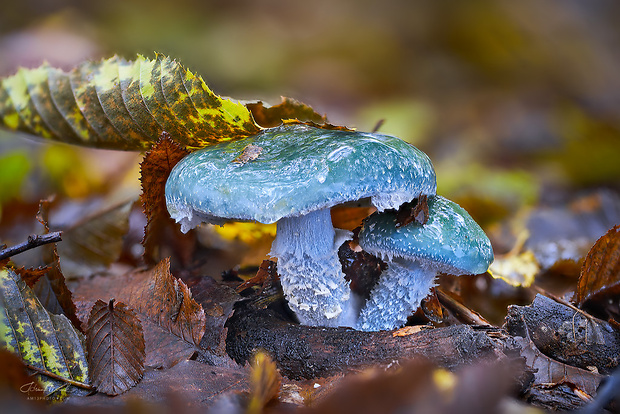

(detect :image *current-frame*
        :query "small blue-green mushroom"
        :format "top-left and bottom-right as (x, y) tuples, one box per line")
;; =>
(165, 124), (437, 327)
(356, 195), (494, 331)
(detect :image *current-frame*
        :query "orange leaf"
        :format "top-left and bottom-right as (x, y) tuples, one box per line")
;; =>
(119, 257), (206, 347)
(139, 132), (192, 265)
(575, 225), (620, 306)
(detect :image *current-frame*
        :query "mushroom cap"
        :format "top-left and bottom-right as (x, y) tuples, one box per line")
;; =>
(358, 195), (494, 275)
(165, 124), (436, 227)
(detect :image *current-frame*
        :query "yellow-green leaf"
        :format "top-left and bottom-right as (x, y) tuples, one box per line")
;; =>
(0, 54), (261, 151)
(0, 267), (89, 401)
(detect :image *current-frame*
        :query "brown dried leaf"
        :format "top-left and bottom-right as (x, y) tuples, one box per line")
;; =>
(576, 224), (620, 306)
(35, 199), (82, 333)
(86, 299), (145, 396)
(232, 144), (263, 164)
(11, 265), (50, 288)
(120, 257), (206, 347)
(73, 259), (209, 369)
(517, 323), (604, 400)
(236, 259), (278, 294)
(247, 351), (281, 413)
(140, 132), (191, 265)
(395, 194), (429, 228)
(57, 200), (132, 278)
(246, 97), (326, 128)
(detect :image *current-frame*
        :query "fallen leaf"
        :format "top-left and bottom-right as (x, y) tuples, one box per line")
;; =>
(140, 133), (192, 265)
(12, 265), (50, 288)
(246, 97), (326, 128)
(489, 249), (540, 288)
(236, 260), (278, 294)
(0, 54), (261, 150)
(86, 299), (145, 396)
(122, 258), (205, 346)
(395, 194), (429, 227)
(56, 200), (133, 278)
(35, 199), (82, 332)
(516, 328), (603, 401)
(65, 360), (249, 410)
(575, 225), (620, 307)
(392, 325), (424, 337)
(0, 267), (89, 401)
(73, 260), (210, 369)
(232, 144), (263, 164)
(247, 351), (282, 413)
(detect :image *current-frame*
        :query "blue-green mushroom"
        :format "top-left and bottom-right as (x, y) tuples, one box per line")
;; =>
(356, 195), (493, 331)
(165, 124), (436, 327)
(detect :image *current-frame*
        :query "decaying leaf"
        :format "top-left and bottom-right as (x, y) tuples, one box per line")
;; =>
(395, 194), (429, 227)
(0, 54), (261, 151)
(140, 133), (192, 265)
(575, 225), (620, 307)
(516, 327), (603, 403)
(121, 257), (205, 344)
(12, 265), (51, 288)
(247, 351), (282, 414)
(86, 299), (145, 396)
(56, 200), (133, 278)
(246, 97), (327, 128)
(35, 199), (83, 332)
(74, 258), (209, 369)
(236, 260), (278, 294)
(232, 144), (263, 164)
(0, 267), (89, 401)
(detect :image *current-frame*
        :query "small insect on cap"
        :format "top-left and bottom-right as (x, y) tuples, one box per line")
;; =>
(165, 123), (437, 231)
(358, 195), (494, 275)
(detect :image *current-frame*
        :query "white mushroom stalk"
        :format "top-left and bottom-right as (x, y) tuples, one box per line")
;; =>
(356, 258), (436, 331)
(270, 209), (354, 327)
(355, 196), (494, 331)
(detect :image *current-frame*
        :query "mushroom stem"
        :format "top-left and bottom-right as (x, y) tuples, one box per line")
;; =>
(270, 208), (354, 327)
(356, 259), (436, 331)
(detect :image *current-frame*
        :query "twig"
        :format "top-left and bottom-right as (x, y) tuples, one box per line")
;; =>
(435, 287), (491, 326)
(25, 363), (93, 390)
(0, 231), (62, 261)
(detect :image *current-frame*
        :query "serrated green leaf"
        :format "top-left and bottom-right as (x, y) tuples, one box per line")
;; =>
(92, 56), (148, 149)
(118, 56), (163, 143)
(0, 53), (262, 151)
(139, 54), (192, 140)
(21, 64), (80, 143)
(70, 61), (126, 147)
(2, 68), (53, 138)
(46, 65), (99, 143)
(0, 267), (89, 401)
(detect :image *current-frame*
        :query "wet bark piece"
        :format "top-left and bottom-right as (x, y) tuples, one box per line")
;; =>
(225, 304), (509, 380)
(504, 294), (620, 374)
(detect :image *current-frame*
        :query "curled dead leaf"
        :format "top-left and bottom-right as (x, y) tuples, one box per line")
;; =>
(576, 225), (620, 308)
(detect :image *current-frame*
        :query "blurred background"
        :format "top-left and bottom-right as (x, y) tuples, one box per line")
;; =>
(1, 0), (620, 300)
